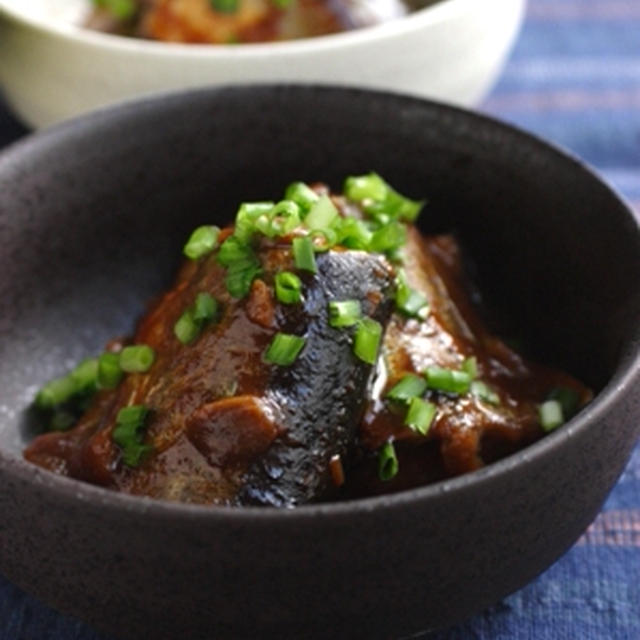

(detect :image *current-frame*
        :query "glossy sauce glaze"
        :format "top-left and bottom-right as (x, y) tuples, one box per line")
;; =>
(25, 179), (591, 506)
(342, 229), (590, 499)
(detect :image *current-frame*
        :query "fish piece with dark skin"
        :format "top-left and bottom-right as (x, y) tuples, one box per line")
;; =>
(25, 240), (395, 506)
(343, 228), (592, 499)
(25, 177), (592, 505)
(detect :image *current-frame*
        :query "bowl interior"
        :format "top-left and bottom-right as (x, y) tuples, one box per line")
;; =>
(0, 85), (638, 461)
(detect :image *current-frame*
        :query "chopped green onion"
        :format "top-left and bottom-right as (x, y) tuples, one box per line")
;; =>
(304, 194), (338, 230)
(264, 333), (306, 366)
(210, 0), (239, 12)
(395, 269), (429, 319)
(69, 358), (99, 393)
(271, 0), (293, 9)
(378, 440), (399, 481)
(119, 345), (155, 373)
(547, 387), (580, 418)
(217, 236), (255, 267)
(309, 228), (337, 252)
(174, 293), (220, 344)
(225, 261), (262, 298)
(174, 308), (200, 345)
(378, 187), (424, 223)
(284, 182), (319, 213)
(292, 236), (317, 273)
(49, 410), (76, 432)
(112, 405), (152, 467)
(353, 318), (382, 365)
(344, 173), (388, 202)
(344, 172), (424, 223)
(35, 375), (77, 410)
(97, 352), (123, 389)
(462, 356), (478, 379)
(275, 271), (302, 305)
(369, 221), (407, 254)
(193, 292), (218, 323)
(234, 202), (274, 242)
(386, 374), (427, 403)
(333, 217), (373, 251)
(539, 400), (564, 432)
(470, 380), (500, 405)
(116, 404), (148, 425)
(328, 300), (362, 328)
(405, 397), (437, 436)
(424, 366), (471, 395)
(269, 200), (301, 237)
(183, 225), (220, 260)
(92, 0), (136, 19)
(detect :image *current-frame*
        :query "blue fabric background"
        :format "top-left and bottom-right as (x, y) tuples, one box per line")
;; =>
(0, 0), (638, 637)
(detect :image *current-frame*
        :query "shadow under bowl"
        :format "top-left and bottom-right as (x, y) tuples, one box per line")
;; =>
(0, 85), (638, 639)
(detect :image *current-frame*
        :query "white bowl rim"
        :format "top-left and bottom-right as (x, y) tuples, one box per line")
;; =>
(0, 0), (482, 56)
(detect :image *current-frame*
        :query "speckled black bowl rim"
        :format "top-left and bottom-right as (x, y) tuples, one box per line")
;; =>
(1, 84), (638, 524)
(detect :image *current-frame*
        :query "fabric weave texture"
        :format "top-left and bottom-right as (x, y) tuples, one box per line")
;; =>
(0, 0), (638, 637)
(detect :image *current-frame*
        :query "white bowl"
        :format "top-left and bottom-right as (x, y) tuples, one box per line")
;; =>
(0, 0), (525, 128)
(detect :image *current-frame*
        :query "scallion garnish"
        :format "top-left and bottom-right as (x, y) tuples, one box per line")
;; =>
(378, 440), (399, 481)
(309, 228), (337, 252)
(183, 225), (220, 260)
(353, 318), (382, 365)
(268, 200), (301, 237)
(328, 300), (362, 328)
(395, 269), (429, 319)
(234, 202), (274, 242)
(344, 172), (424, 223)
(539, 400), (564, 432)
(424, 366), (471, 395)
(69, 358), (99, 393)
(304, 194), (338, 231)
(275, 272), (302, 305)
(92, 0), (136, 20)
(369, 221), (407, 255)
(174, 308), (200, 345)
(35, 375), (77, 410)
(49, 410), (76, 432)
(462, 356), (478, 379)
(225, 261), (263, 298)
(174, 292), (221, 344)
(35, 358), (100, 410)
(333, 217), (373, 251)
(547, 387), (580, 419)
(217, 236), (254, 267)
(386, 374), (427, 403)
(264, 333), (306, 366)
(378, 187), (424, 223)
(284, 181), (319, 213)
(470, 380), (500, 405)
(119, 345), (155, 373)
(112, 405), (152, 467)
(292, 236), (317, 273)
(193, 292), (218, 323)
(404, 397), (436, 435)
(210, 0), (239, 12)
(97, 352), (123, 389)
(344, 173), (388, 202)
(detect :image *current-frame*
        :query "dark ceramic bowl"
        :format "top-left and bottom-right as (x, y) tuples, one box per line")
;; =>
(0, 86), (638, 640)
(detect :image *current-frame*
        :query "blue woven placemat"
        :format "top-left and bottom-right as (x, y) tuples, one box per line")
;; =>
(0, 0), (638, 637)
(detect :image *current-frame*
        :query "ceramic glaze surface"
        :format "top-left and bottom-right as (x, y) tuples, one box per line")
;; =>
(0, 87), (638, 639)
(0, 0), (526, 127)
